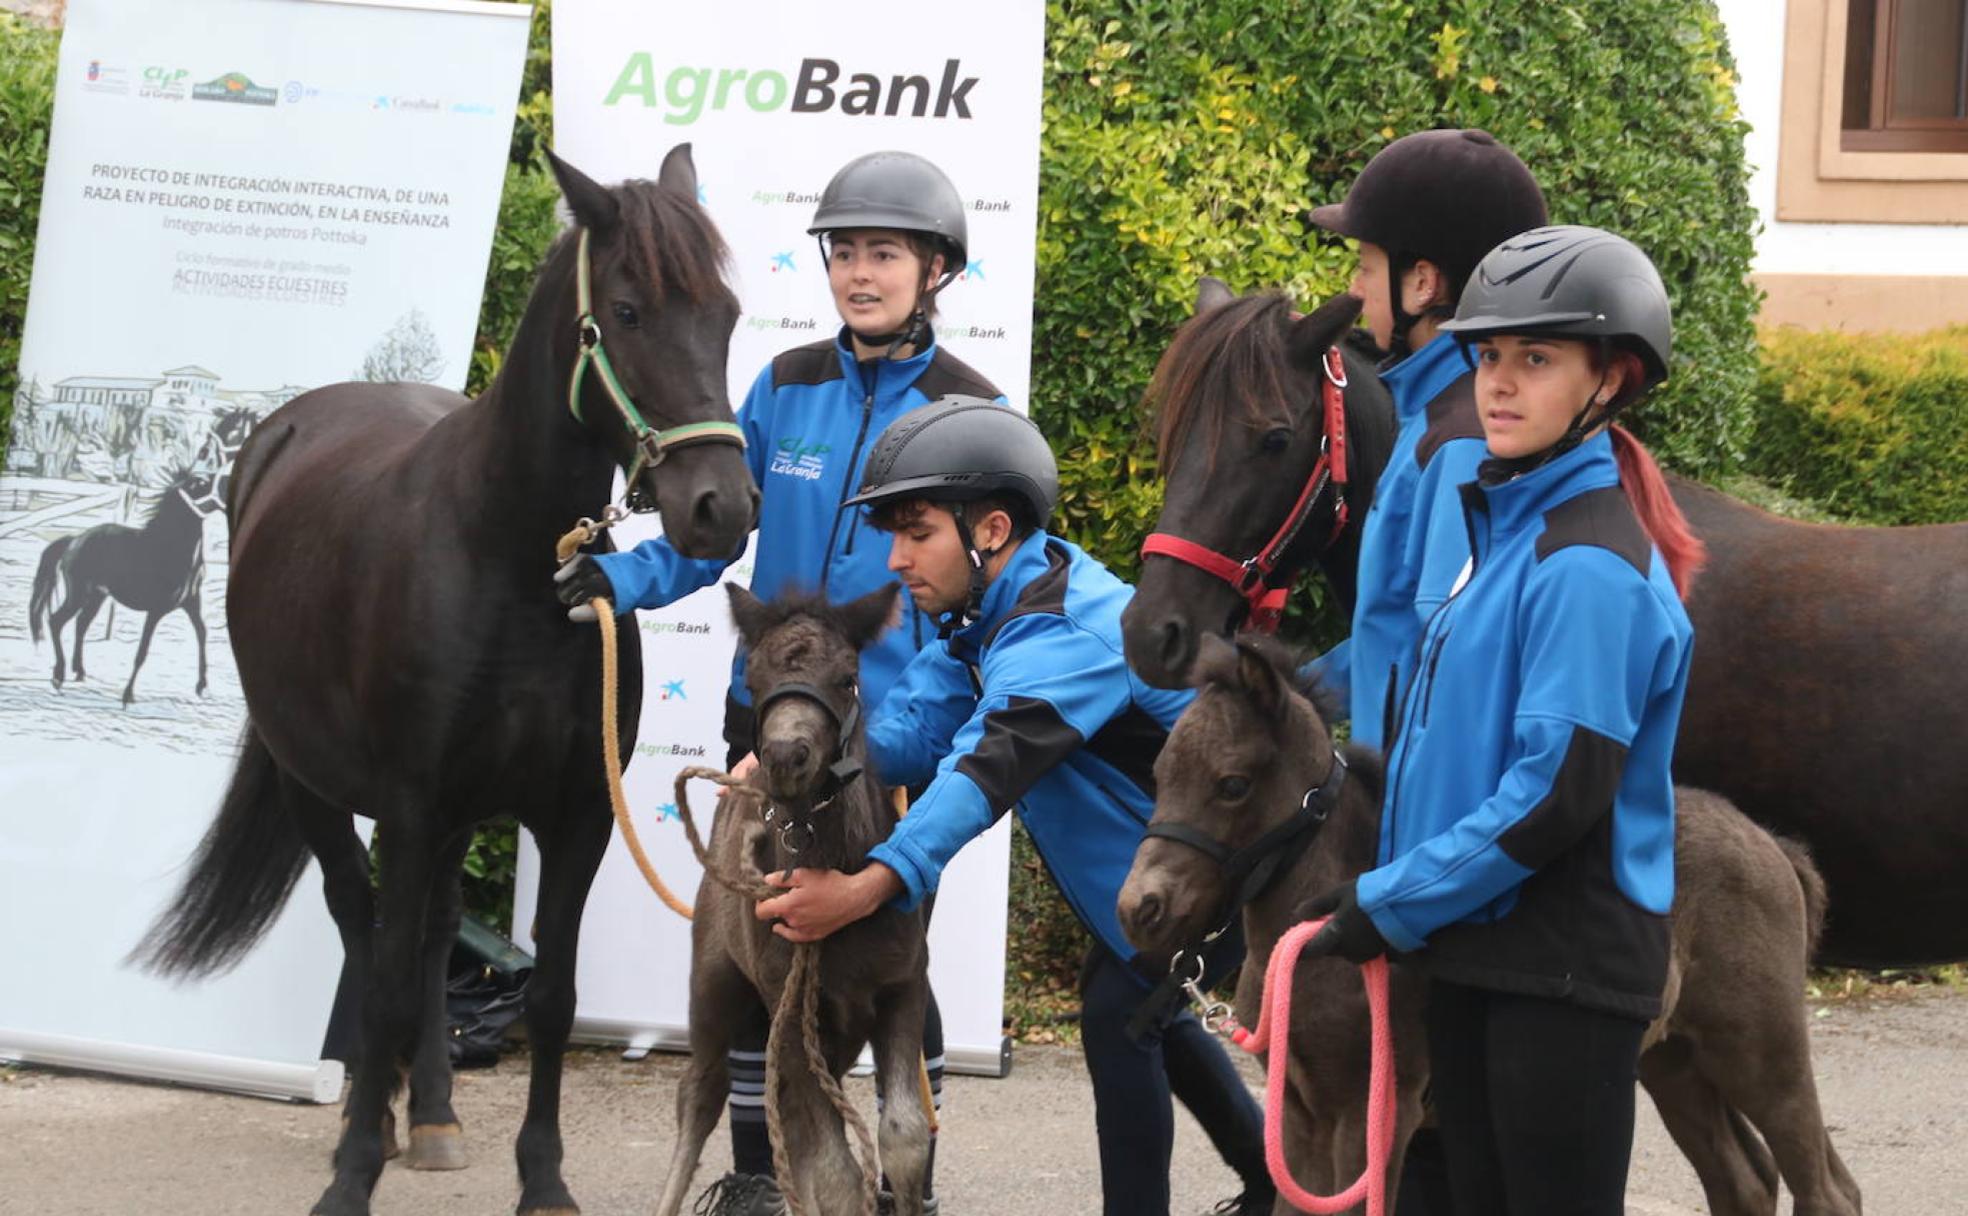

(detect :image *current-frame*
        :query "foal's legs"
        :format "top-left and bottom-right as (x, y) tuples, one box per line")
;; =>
(1638, 1038), (1779, 1216)
(289, 793), (396, 1163)
(872, 980), (931, 1216)
(1697, 1019), (1861, 1216)
(314, 804), (442, 1216)
(654, 947), (752, 1216)
(404, 829), (472, 1171)
(513, 803), (612, 1214)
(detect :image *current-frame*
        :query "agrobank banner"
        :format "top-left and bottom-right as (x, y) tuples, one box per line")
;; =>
(0, 0), (528, 1099)
(525, 0), (1044, 1074)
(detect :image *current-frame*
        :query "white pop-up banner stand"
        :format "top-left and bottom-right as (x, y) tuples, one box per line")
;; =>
(518, 0), (1046, 1075)
(0, 0), (529, 1100)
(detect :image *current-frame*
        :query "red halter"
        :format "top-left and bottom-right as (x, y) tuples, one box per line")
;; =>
(1140, 346), (1351, 634)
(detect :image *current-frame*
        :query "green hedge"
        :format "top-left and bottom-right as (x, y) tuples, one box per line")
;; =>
(0, 14), (59, 455)
(1751, 326), (1968, 526)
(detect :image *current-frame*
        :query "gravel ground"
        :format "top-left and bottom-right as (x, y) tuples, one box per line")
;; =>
(2, 990), (1962, 1215)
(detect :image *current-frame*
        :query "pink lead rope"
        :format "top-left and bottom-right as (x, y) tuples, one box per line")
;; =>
(1223, 917), (1397, 1216)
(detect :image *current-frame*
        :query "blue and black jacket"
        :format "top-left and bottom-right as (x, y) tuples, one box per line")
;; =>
(1355, 432), (1694, 1019)
(1314, 333), (1488, 750)
(865, 533), (1193, 967)
(590, 328), (1001, 713)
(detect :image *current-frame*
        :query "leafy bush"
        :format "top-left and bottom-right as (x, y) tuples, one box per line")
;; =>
(0, 14), (59, 455)
(1751, 325), (1968, 525)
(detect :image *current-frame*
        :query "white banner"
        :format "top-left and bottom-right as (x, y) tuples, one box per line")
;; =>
(0, 0), (530, 1100)
(519, 0), (1046, 1075)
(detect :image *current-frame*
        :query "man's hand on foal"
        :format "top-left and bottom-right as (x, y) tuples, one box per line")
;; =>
(755, 863), (904, 943)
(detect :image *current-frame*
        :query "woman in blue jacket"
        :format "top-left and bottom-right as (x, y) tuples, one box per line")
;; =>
(1297, 227), (1705, 1215)
(555, 150), (1001, 1216)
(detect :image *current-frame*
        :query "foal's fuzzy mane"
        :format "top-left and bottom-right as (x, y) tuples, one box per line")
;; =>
(1192, 632), (1387, 800)
(737, 586), (862, 642)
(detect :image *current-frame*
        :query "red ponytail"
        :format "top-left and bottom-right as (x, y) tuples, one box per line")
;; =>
(1609, 424), (1705, 600)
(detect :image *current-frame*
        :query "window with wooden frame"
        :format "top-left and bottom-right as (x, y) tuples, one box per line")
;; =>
(1842, 0), (1968, 152)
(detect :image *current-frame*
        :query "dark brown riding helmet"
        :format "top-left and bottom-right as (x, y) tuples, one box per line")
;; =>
(1308, 129), (1548, 353)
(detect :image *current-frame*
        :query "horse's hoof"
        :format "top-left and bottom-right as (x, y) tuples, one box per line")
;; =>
(406, 1122), (467, 1171)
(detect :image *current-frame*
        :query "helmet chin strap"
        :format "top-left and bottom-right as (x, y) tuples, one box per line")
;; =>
(1479, 343), (1619, 485)
(824, 238), (954, 356)
(936, 502), (998, 640)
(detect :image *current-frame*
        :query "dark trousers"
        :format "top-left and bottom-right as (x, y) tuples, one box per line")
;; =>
(1079, 932), (1270, 1216)
(1423, 979), (1647, 1216)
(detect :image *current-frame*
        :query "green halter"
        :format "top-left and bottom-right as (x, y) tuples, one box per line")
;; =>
(568, 227), (745, 507)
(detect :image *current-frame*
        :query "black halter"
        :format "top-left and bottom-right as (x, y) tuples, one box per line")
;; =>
(752, 679), (865, 848)
(1125, 751), (1349, 1042)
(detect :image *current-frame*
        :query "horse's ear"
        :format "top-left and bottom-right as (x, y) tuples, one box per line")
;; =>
(726, 583), (771, 648)
(1287, 291), (1364, 370)
(657, 143), (699, 202)
(1191, 632), (1239, 689)
(838, 583), (902, 650)
(547, 149), (621, 236)
(1234, 638), (1286, 718)
(1196, 276), (1235, 316)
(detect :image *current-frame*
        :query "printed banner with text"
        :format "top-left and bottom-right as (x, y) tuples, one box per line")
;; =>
(521, 0), (1046, 1074)
(0, 0), (530, 1100)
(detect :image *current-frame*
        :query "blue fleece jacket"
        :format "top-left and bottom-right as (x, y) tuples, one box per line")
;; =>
(865, 533), (1193, 965)
(1315, 334), (1487, 749)
(589, 329), (1001, 711)
(1355, 432), (1694, 1018)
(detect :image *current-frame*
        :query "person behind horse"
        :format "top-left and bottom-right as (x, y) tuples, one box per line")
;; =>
(1294, 226), (1705, 1215)
(754, 398), (1276, 1216)
(554, 150), (1001, 1215)
(1302, 129), (1548, 751)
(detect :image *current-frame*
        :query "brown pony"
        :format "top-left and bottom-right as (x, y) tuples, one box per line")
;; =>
(1118, 635), (1862, 1216)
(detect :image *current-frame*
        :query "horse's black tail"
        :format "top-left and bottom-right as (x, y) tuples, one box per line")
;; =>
(1775, 834), (1829, 963)
(132, 724), (312, 979)
(28, 536), (70, 644)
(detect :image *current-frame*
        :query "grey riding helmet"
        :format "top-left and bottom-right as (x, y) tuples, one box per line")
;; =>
(809, 150), (969, 273)
(1440, 225), (1673, 391)
(844, 396), (1058, 530)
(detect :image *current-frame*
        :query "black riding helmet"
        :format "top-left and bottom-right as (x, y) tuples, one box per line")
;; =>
(846, 396), (1058, 633)
(1441, 225), (1672, 390)
(1308, 129), (1547, 357)
(845, 395), (1057, 525)
(1441, 225), (1673, 474)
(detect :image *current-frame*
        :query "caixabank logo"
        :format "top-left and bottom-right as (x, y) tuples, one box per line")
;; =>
(604, 55), (980, 124)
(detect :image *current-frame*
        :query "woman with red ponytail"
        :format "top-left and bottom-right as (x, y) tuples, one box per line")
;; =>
(1292, 226), (1698, 1215)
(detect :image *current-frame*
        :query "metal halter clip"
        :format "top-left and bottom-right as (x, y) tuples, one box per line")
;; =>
(1173, 951), (1236, 1035)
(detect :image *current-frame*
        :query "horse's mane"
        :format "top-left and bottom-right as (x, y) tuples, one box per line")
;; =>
(1148, 293), (1298, 467)
(560, 177), (732, 305)
(737, 586), (865, 646)
(1192, 631), (1387, 799)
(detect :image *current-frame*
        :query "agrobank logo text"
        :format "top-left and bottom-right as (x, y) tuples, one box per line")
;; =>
(604, 56), (979, 124)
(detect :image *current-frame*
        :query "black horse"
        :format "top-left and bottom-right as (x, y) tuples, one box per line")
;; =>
(1123, 278), (1968, 967)
(135, 146), (759, 1216)
(29, 461), (228, 705)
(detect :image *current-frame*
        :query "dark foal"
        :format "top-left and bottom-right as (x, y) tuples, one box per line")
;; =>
(655, 583), (930, 1216)
(1119, 636), (1862, 1216)
(135, 145), (758, 1216)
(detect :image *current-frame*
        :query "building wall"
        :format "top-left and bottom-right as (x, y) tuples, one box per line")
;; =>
(1717, 0), (1968, 329)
